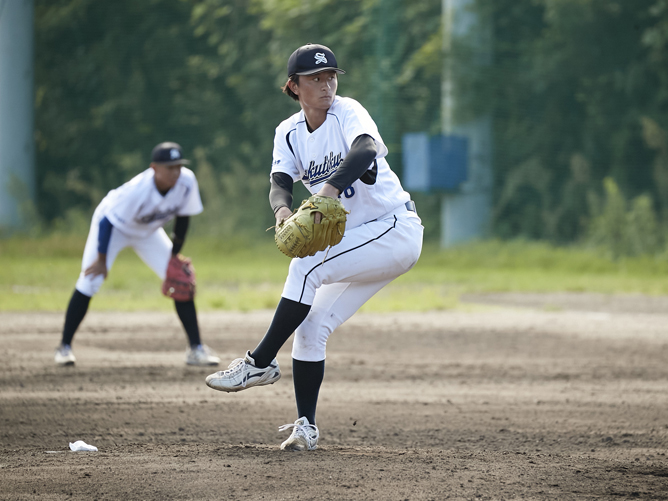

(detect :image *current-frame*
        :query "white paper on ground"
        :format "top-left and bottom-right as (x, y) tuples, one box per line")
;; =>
(69, 440), (98, 452)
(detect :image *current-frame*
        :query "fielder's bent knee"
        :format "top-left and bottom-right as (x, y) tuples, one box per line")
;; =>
(75, 274), (104, 297)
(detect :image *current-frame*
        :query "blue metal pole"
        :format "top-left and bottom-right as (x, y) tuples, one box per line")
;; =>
(0, 0), (35, 231)
(440, 0), (493, 247)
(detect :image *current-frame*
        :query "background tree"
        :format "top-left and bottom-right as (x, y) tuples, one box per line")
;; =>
(32, 0), (668, 251)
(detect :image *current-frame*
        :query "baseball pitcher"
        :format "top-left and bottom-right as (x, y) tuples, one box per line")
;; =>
(205, 44), (424, 451)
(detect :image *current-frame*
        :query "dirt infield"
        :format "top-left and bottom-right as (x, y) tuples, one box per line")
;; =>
(1, 293), (668, 500)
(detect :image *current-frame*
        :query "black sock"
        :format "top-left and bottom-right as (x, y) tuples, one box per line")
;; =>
(250, 297), (311, 368)
(174, 300), (201, 347)
(293, 359), (325, 425)
(61, 289), (91, 346)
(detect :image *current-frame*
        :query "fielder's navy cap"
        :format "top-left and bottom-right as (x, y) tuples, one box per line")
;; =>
(287, 44), (346, 77)
(151, 142), (190, 166)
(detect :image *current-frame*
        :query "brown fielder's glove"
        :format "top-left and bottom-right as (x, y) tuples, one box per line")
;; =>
(162, 254), (196, 302)
(275, 195), (349, 258)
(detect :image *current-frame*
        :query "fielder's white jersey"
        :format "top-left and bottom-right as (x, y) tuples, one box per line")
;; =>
(271, 96), (410, 229)
(97, 167), (203, 238)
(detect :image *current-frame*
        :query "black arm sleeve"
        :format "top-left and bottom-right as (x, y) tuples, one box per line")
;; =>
(326, 134), (377, 192)
(171, 216), (189, 255)
(269, 172), (294, 214)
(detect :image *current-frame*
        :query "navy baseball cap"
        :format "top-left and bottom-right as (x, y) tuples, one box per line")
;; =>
(151, 142), (190, 165)
(287, 44), (346, 77)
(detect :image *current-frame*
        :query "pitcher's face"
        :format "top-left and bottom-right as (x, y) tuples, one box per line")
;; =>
(290, 70), (338, 111)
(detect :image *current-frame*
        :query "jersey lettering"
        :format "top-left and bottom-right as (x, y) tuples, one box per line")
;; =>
(137, 208), (179, 224)
(306, 151), (342, 186)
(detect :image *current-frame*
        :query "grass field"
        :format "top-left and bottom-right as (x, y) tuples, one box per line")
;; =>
(2, 234), (668, 312)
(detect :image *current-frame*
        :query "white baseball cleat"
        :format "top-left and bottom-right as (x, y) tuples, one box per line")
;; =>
(205, 351), (281, 392)
(279, 417), (319, 451)
(54, 344), (76, 366)
(185, 344), (220, 366)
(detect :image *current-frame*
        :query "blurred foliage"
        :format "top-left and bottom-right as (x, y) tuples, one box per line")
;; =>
(474, 0), (668, 247)
(30, 0), (668, 256)
(34, 0), (281, 236)
(34, 0), (443, 240)
(586, 177), (663, 258)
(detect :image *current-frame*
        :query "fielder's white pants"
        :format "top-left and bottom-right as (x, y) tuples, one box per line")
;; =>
(75, 208), (172, 297)
(282, 204), (424, 362)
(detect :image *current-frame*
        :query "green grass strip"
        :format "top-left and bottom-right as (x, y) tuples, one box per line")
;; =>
(1, 235), (667, 312)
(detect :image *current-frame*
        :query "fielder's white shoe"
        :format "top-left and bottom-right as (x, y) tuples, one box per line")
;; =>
(54, 344), (76, 366)
(205, 351), (281, 392)
(279, 417), (319, 451)
(185, 344), (220, 366)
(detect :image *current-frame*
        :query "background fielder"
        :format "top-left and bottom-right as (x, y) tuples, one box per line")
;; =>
(54, 142), (220, 367)
(206, 44), (424, 451)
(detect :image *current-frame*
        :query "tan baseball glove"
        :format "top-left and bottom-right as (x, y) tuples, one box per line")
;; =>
(162, 254), (196, 301)
(275, 195), (349, 258)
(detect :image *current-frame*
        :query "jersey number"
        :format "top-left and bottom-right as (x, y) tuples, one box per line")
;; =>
(343, 186), (355, 198)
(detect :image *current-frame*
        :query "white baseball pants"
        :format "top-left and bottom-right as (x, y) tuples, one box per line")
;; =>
(282, 204), (424, 362)
(75, 208), (172, 297)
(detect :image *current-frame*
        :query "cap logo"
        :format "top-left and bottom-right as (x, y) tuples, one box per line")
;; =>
(169, 148), (180, 160)
(314, 52), (328, 65)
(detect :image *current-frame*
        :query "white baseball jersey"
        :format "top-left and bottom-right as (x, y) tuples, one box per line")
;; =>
(271, 96), (410, 229)
(99, 167), (203, 238)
